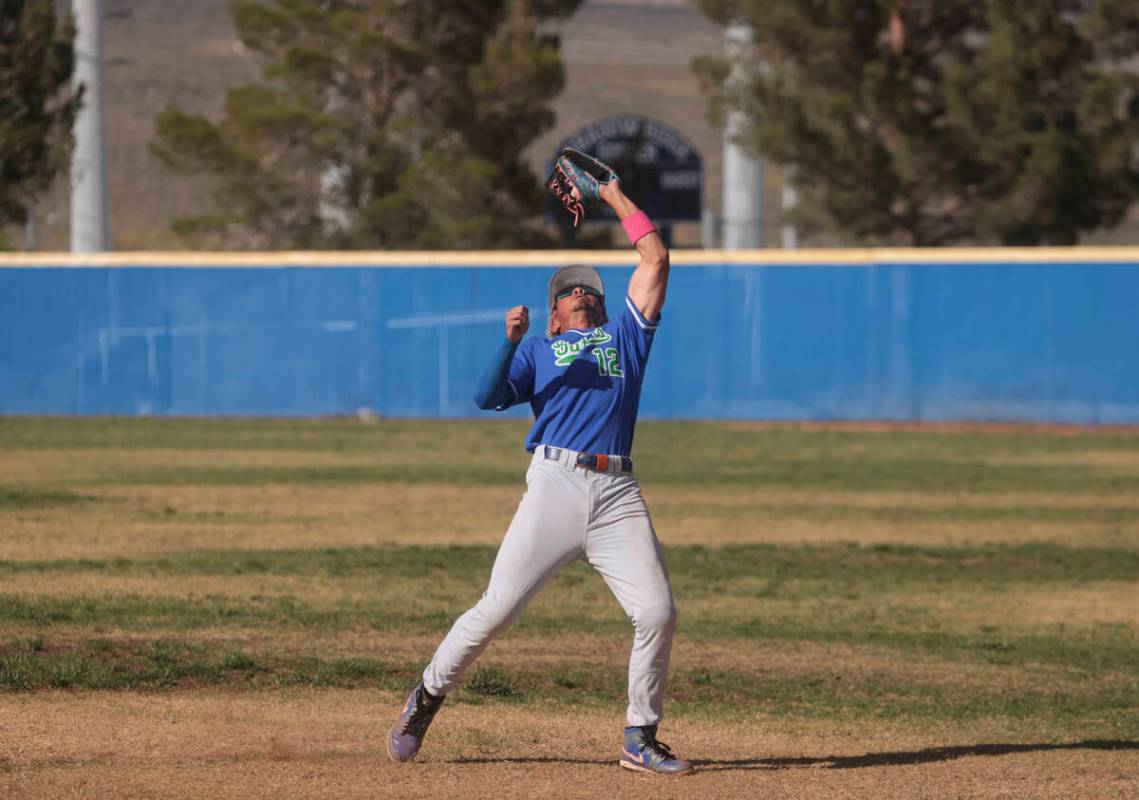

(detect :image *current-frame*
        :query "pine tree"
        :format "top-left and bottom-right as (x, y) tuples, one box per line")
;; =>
(0, 0), (79, 244)
(151, 0), (582, 250)
(694, 1), (1139, 246)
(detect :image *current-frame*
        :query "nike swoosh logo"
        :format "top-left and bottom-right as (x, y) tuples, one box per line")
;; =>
(622, 747), (649, 766)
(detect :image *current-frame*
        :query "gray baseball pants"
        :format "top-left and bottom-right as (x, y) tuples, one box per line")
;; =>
(422, 446), (677, 726)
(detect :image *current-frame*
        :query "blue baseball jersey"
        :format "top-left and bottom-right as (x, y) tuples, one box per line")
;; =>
(502, 295), (659, 456)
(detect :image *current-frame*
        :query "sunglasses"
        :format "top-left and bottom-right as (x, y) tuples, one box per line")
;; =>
(555, 285), (603, 302)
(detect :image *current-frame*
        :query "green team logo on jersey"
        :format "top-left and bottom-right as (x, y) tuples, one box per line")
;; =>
(551, 328), (624, 377)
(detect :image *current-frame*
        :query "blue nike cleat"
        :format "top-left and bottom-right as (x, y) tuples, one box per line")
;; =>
(619, 725), (694, 775)
(387, 681), (444, 762)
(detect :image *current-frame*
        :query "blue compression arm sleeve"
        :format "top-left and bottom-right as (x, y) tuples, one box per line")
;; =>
(474, 338), (519, 410)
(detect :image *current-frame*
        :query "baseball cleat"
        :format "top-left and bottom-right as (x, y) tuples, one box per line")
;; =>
(387, 681), (444, 762)
(619, 725), (694, 776)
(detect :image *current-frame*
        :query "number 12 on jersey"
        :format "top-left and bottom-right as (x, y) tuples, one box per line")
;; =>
(593, 347), (624, 377)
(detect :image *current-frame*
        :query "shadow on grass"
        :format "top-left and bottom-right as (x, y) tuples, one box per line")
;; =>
(448, 740), (1139, 770)
(698, 739), (1139, 771)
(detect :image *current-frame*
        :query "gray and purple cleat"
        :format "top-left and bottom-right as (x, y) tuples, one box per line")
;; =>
(387, 681), (444, 762)
(619, 725), (694, 775)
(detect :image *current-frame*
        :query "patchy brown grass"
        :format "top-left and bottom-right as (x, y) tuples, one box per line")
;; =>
(645, 481), (1139, 547)
(907, 581), (1139, 630)
(0, 446), (359, 477)
(3, 625), (1130, 706)
(5, 423), (1139, 558)
(676, 579), (1139, 635)
(988, 450), (1139, 468)
(2, 690), (1135, 800)
(3, 420), (1137, 798)
(6, 479), (1137, 561)
(716, 420), (1139, 436)
(4, 556), (1134, 645)
(652, 510), (1138, 548)
(0, 572), (326, 599)
(0, 482), (523, 560)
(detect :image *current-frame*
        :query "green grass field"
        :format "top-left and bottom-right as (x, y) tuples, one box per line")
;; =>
(1, 417), (1137, 799)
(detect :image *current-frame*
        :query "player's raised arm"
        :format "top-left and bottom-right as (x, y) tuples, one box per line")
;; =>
(546, 148), (669, 322)
(599, 181), (669, 322)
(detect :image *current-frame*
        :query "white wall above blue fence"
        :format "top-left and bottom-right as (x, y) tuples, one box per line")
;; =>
(2, 249), (1138, 424)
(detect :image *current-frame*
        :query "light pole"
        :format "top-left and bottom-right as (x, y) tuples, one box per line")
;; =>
(70, 0), (110, 252)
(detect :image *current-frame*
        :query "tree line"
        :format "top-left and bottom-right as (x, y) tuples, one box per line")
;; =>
(3, 0), (1137, 249)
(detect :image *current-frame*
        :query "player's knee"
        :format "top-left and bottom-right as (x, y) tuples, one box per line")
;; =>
(635, 602), (677, 638)
(469, 592), (525, 638)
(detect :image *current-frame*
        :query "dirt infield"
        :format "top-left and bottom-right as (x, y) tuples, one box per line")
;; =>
(3, 690), (1136, 800)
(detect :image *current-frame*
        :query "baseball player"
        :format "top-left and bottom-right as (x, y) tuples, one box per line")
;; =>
(387, 149), (691, 776)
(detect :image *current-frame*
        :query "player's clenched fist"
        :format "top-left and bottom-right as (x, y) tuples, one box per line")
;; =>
(505, 305), (529, 343)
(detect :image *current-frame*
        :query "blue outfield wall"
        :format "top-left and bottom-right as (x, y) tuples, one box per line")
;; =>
(2, 249), (1138, 423)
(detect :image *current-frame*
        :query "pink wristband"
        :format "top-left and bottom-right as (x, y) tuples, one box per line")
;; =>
(622, 210), (657, 245)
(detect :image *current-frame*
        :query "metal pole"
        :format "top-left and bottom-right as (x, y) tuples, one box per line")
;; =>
(781, 180), (798, 250)
(721, 22), (763, 250)
(71, 0), (109, 252)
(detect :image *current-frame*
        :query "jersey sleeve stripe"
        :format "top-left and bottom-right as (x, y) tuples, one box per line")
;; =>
(625, 295), (660, 331)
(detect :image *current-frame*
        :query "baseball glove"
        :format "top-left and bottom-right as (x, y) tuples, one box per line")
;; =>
(547, 148), (619, 226)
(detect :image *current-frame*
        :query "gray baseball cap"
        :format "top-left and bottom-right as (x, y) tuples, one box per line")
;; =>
(547, 264), (604, 309)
